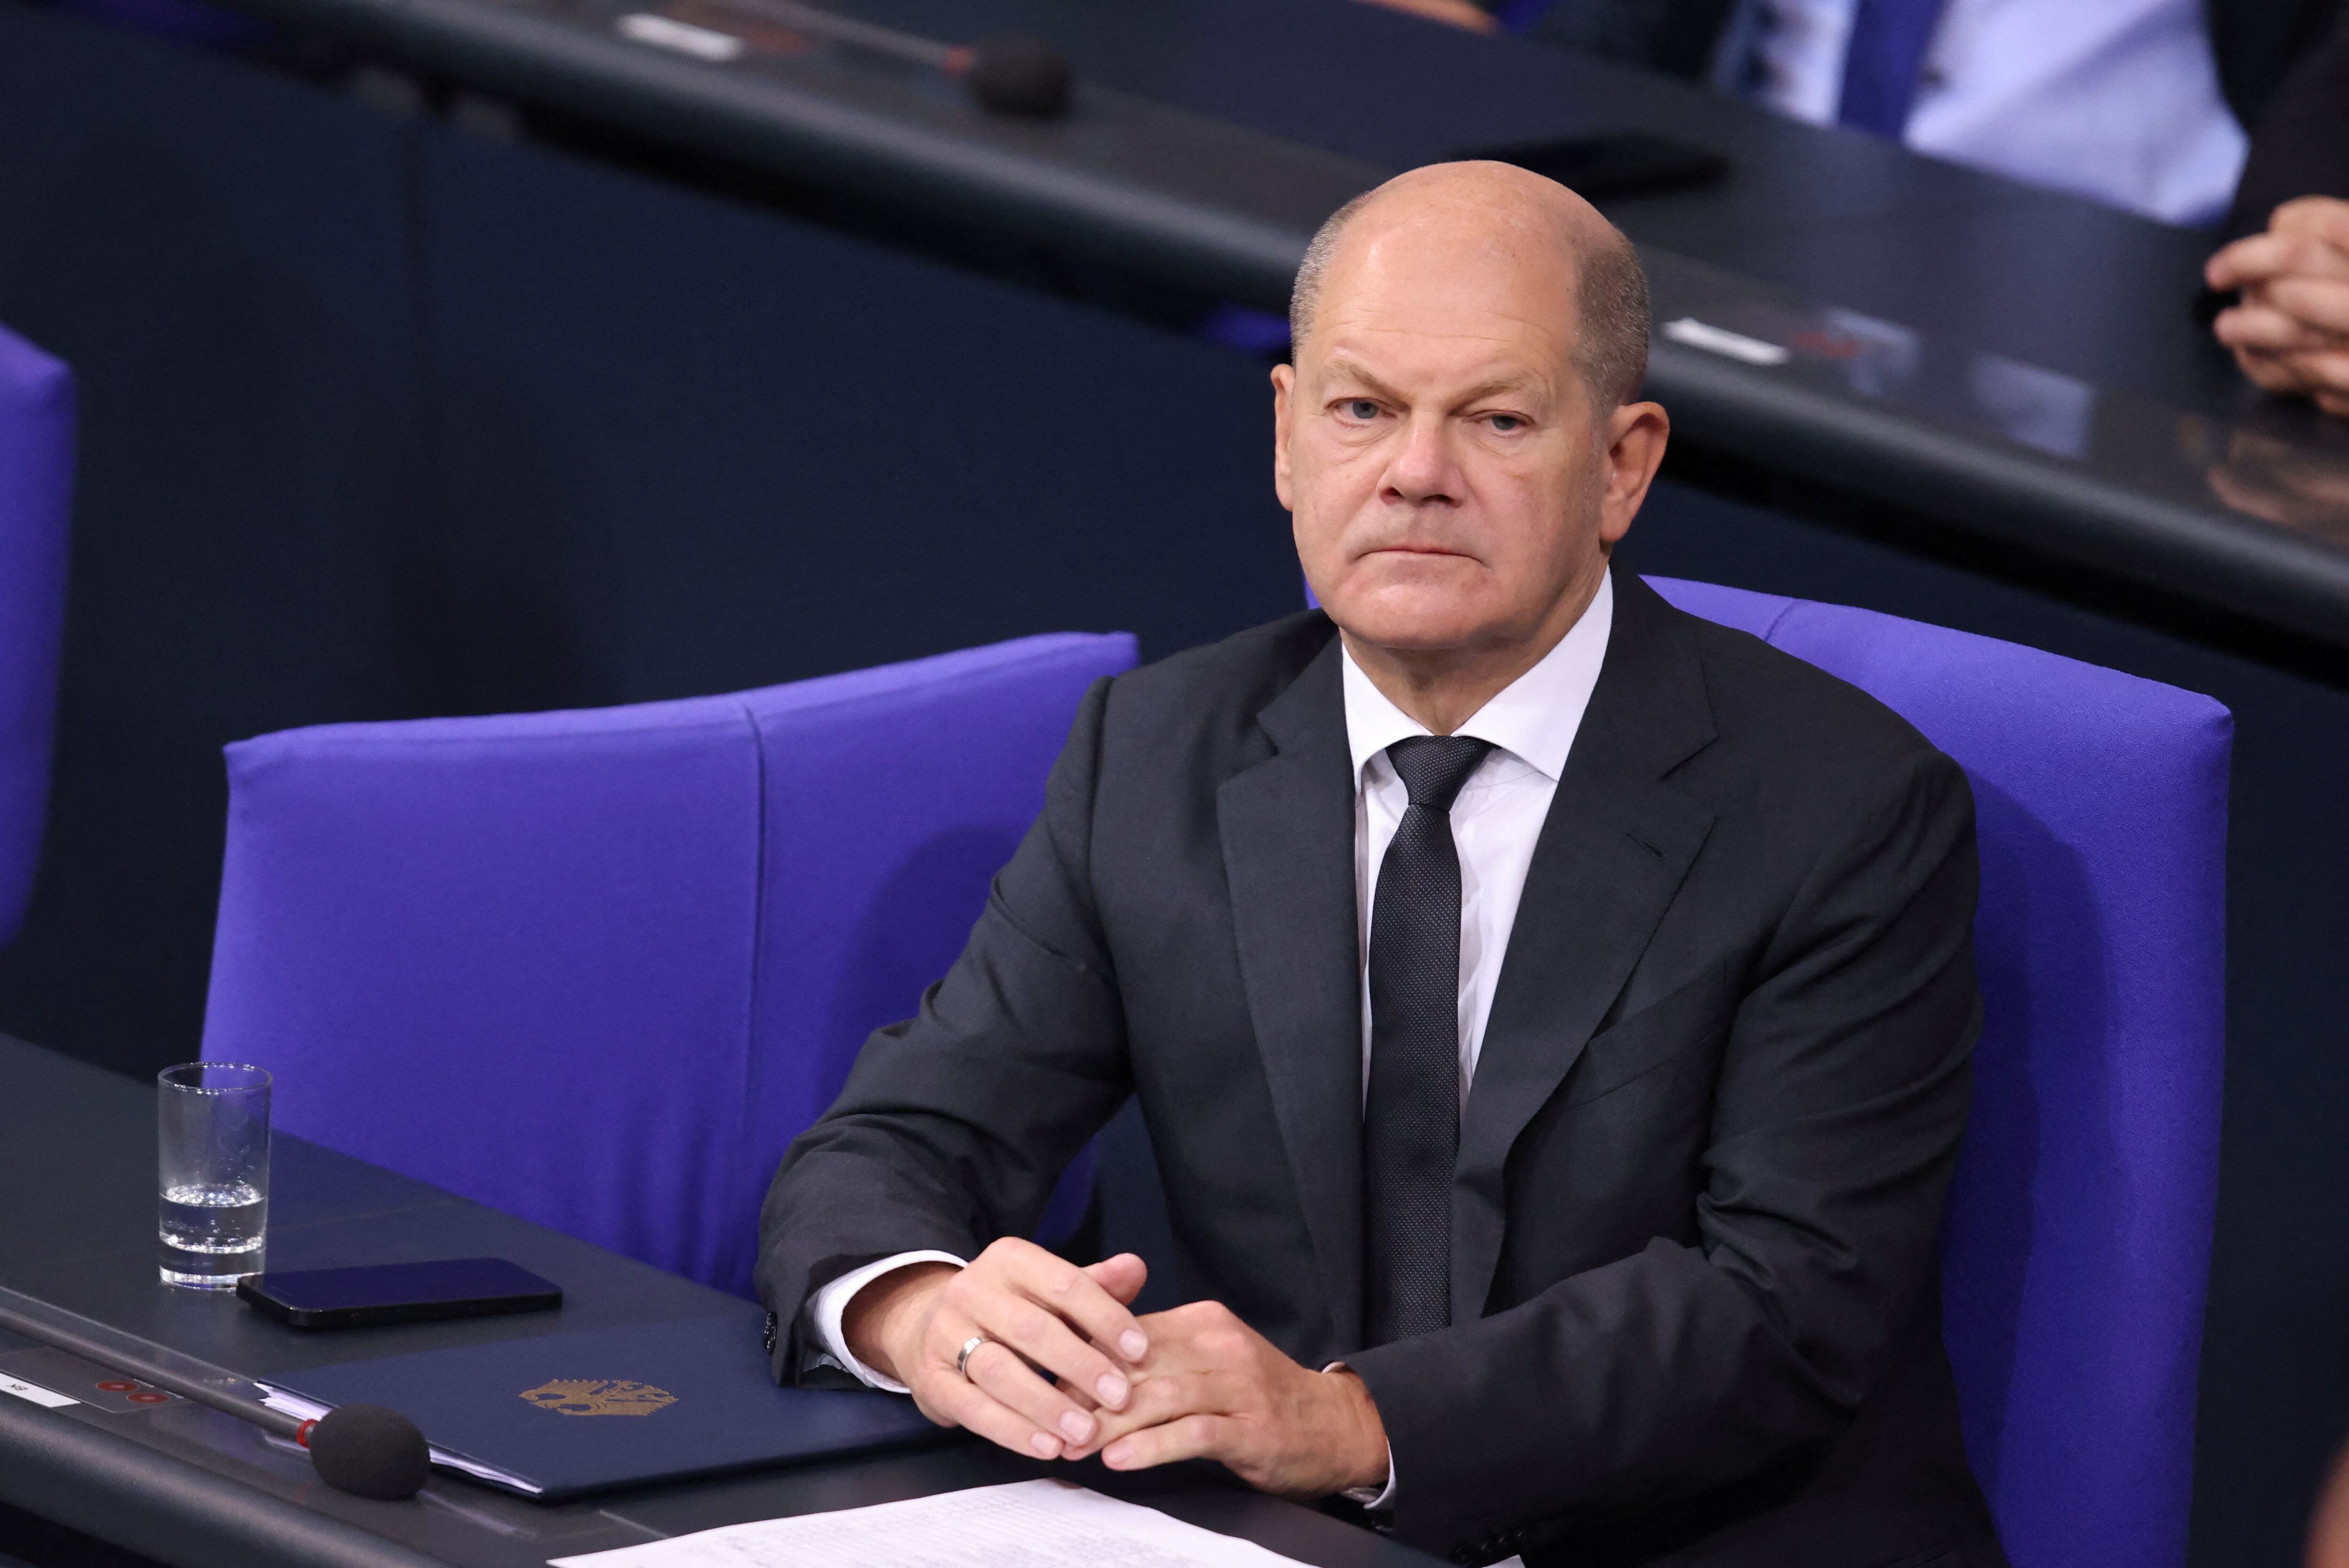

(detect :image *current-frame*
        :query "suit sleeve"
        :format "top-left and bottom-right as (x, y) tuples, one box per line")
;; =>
(2218, 1), (2349, 244)
(753, 675), (1136, 1385)
(1347, 746), (1982, 1559)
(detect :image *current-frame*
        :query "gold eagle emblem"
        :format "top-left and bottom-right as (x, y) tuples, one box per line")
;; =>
(518, 1379), (677, 1417)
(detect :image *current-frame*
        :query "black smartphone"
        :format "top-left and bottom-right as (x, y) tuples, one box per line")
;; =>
(1452, 132), (1730, 199)
(236, 1258), (563, 1329)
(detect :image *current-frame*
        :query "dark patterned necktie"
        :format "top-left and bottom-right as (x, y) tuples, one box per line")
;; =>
(1363, 734), (1493, 1348)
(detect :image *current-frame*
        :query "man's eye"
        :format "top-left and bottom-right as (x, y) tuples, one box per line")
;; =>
(1489, 414), (1524, 432)
(1342, 400), (1380, 421)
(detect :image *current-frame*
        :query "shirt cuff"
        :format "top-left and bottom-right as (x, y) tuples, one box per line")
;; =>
(1339, 1447), (1397, 1511)
(1322, 1360), (1395, 1510)
(809, 1250), (967, 1392)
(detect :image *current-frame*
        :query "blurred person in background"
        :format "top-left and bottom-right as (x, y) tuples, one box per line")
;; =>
(1528, 0), (2275, 225)
(1357, 0), (2339, 234)
(1349, 0), (2349, 417)
(2203, 1), (2349, 415)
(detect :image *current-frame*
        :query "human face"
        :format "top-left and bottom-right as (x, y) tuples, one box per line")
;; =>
(1274, 218), (1633, 661)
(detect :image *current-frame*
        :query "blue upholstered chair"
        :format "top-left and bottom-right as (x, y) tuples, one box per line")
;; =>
(1652, 578), (2230, 1568)
(0, 322), (74, 951)
(200, 632), (1139, 1298)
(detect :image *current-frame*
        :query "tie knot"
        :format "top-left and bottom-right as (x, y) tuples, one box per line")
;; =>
(1385, 735), (1493, 812)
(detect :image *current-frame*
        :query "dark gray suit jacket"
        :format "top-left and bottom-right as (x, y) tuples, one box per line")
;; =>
(758, 573), (2004, 1568)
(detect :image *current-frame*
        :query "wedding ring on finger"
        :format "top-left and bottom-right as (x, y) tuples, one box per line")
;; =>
(957, 1334), (990, 1380)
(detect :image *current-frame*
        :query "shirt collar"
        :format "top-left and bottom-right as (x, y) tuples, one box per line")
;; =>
(1339, 568), (1614, 786)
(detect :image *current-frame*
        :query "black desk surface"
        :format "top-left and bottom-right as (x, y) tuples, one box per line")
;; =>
(202, 0), (2349, 652)
(0, 1033), (1439, 1568)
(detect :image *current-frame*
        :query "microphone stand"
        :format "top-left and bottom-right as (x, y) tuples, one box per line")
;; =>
(0, 1284), (429, 1499)
(0, 1285), (311, 1443)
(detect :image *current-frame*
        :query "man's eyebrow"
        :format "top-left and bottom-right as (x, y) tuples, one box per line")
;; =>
(1451, 373), (1543, 404)
(1317, 358), (1545, 409)
(1317, 358), (1409, 404)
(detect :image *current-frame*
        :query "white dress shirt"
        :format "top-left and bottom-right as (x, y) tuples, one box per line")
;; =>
(806, 573), (1616, 1523)
(1727, 0), (2247, 224)
(1344, 571), (1613, 1102)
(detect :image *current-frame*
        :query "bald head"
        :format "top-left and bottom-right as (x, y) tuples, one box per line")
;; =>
(1289, 162), (1649, 411)
(1271, 158), (1672, 729)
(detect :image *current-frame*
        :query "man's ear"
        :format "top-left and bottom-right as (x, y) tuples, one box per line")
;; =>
(1598, 398), (1669, 546)
(1271, 363), (1297, 512)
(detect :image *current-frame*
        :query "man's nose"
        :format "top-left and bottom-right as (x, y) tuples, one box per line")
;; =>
(1380, 415), (1461, 506)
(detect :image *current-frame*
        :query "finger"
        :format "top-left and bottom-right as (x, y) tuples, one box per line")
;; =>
(1083, 1252), (1149, 1307)
(995, 1242), (1152, 1367)
(1064, 1369), (1213, 1457)
(1038, 1257), (1148, 1416)
(2277, 232), (2349, 277)
(904, 1383), (967, 1430)
(1102, 1413), (1229, 1471)
(2234, 347), (2316, 395)
(2272, 198), (2349, 256)
(975, 1290), (1139, 1413)
(2207, 235), (2268, 289)
(2208, 233), (2305, 289)
(949, 1242), (1144, 1404)
(2264, 278), (2349, 337)
(2208, 232), (2349, 290)
(2289, 349), (2349, 398)
(918, 1356), (1071, 1460)
(2216, 303), (2343, 353)
(962, 1338), (1104, 1450)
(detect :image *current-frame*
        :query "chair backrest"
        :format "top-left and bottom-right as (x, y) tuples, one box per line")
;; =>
(201, 631), (1138, 1297)
(1650, 577), (2229, 1568)
(0, 323), (73, 950)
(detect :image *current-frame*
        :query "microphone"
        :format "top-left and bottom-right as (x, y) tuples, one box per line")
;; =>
(961, 36), (1074, 119)
(0, 1289), (431, 1501)
(306, 1403), (432, 1500)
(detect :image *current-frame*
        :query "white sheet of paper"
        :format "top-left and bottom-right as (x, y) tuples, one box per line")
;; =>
(547, 1479), (1313, 1568)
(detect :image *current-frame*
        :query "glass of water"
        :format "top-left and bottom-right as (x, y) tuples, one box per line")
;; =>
(156, 1063), (271, 1289)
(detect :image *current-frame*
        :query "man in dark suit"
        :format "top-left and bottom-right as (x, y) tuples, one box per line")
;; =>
(758, 161), (2001, 1567)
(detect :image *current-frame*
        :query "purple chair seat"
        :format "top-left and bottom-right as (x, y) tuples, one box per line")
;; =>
(0, 322), (73, 950)
(1651, 578), (2229, 1568)
(201, 632), (1138, 1297)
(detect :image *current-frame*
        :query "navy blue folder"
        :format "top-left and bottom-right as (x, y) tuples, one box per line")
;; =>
(267, 1308), (944, 1499)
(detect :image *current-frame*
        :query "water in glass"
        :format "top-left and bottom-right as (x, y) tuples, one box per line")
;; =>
(156, 1061), (272, 1289)
(157, 1182), (267, 1287)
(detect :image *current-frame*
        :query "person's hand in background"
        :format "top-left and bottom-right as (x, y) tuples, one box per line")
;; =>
(2310, 1435), (2349, 1567)
(1347, 0), (1499, 31)
(2208, 197), (2349, 418)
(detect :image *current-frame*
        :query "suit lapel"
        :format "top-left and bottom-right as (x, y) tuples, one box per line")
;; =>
(1452, 574), (1719, 1322)
(1218, 633), (1366, 1353)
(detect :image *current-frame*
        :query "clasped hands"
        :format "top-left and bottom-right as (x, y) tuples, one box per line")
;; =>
(2208, 196), (2349, 418)
(841, 1238), (1389, 1499)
